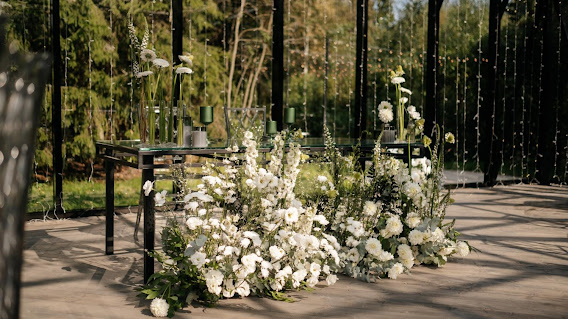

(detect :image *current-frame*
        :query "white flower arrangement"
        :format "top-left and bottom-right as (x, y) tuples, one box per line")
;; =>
(140, 131), (341, 316)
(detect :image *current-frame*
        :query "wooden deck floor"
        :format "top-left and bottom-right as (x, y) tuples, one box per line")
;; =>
(20, 184), (568, 318)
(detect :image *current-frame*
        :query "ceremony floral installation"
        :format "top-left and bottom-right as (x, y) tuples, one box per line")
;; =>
(139, 125), (471, 317)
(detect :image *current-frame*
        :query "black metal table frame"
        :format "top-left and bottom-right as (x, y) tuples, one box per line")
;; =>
(95, 140), (425, 283)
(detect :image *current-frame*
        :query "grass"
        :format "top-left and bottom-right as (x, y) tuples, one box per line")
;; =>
(28, 177), (174, 213)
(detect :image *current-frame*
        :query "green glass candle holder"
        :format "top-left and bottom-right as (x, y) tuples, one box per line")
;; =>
(200, 106), (213, 126)
(266, 120), (278, 136)
(284, 107), (296, 125)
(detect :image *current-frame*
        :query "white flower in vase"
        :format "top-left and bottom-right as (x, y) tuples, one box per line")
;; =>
(400, 87), (412, 95)
(391, 76), (406, 84)
(152, 58), (170, 68)
(141, 49), (157, 62)
(136, 70), (153, 78)
(175, 66), (193, 74)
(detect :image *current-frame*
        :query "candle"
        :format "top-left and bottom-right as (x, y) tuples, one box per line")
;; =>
(200, 106), (213, 125)
(284, 107), (295, 125)
(266, 120), (277, 135)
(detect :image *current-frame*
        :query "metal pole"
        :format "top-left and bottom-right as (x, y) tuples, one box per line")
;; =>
(173, 0), (183, 103)
(272, 0), (284, 130)
(51, 0), (63, 214)
(354, 0), (368, 138)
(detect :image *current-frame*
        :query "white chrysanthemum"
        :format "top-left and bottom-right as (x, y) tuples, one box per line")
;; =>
(397, 244), (413, 261)
(379, 108), (394, 123)
(391, 76), (405, 84)
(175, 66), (193, 74)
(136, 70), (153, 78)
(408, 229), (425, 245)
(401, 257), (414, 269)
(400, 87), (412, 95)
(362, 201), (377, 216)
(365, 238), (382, 256)
(456, 241), (470, 257)
(377, 250), (394, 262)
(403, 182), (422, 199)
(269, 245), (285, 261)
(143, 180), (153, 196)
(141, 49), (157, 62)
(155, 190), (167, 206)
(190, 251), (207, 269)
(150, 297), (169, 317)
(388, 262), (404, 279)
(405, 212), (421, 229)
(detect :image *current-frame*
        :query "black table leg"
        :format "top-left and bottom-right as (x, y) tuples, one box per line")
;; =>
(142, 155), (155, 284)
(105, 149), (114, 255)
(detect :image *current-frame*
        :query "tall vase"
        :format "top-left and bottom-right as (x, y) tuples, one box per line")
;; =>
(177, 101), (185, 147)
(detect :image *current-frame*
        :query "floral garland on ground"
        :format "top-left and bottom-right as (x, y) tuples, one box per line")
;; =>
(140, 131), (340, 317)
(306, 127), (470, 283)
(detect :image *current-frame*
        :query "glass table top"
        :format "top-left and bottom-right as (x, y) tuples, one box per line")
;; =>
(96, 137), (394, 151)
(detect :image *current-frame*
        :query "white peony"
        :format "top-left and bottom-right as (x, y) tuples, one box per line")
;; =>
(456, 241), (470, 257)
(365, 238), (382, 256)
(405, 213), (421, 229)
(385, 216), (403, 237)
(377, 250), (394, 262)
(150, 298), (169, 317)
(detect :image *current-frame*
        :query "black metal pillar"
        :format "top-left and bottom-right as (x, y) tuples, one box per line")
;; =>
(323, 35), (329, 133)
(481, 0), (508, 186)
(142, 156), (155, 284)
(173, 0), (183, 103)
(105, 149), (115, 255)
(272, 0), (284, 130)
(537, 0), (555, 184)
(51, 0), (63, 214)
(424, 0), (443, 137)
(354, 0), (368, 138)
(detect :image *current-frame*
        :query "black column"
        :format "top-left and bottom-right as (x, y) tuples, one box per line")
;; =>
(354, 0), (368, 138)
(424, 0), (443, 137)
(51, 0), (63, 214)
(537, 0), (555, 184)
(173, 0), (183, 103)
(272, 0), (284, 130)
(142, 156), (155, 284)
(105, 149), (114, 255)
(481, 0), (508, 186)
